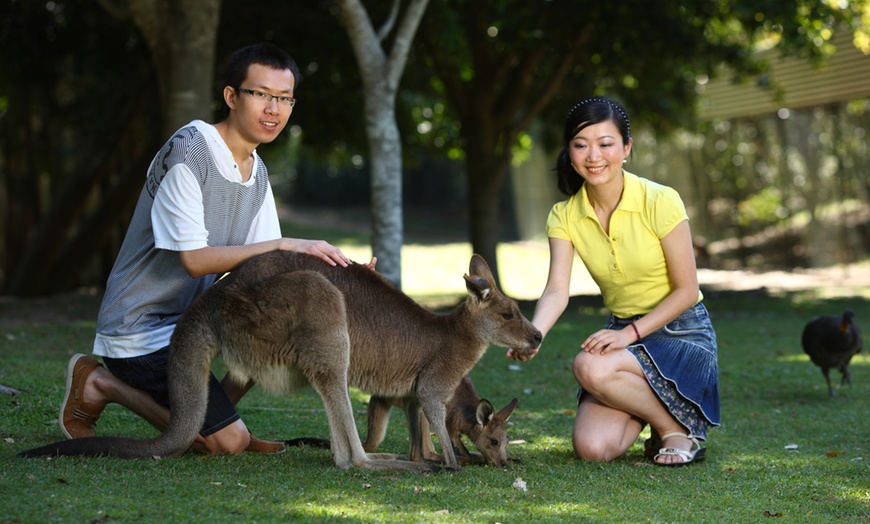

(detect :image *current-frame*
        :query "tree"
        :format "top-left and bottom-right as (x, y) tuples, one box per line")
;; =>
(409, 0), (867, 283)
(0, 1), (161, 296)
(2, 1), (865, 296)
(2, 0), (221, 296)
(334, 0), (429, 287)
(105, 0), (222, 137)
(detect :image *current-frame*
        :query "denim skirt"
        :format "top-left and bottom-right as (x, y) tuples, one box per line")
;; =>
(608, 302), (720, 440)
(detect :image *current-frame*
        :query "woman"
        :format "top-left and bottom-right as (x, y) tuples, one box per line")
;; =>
(513, 97), (719, 466)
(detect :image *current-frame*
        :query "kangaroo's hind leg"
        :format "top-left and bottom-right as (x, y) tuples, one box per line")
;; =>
(362, 396), (393, 453)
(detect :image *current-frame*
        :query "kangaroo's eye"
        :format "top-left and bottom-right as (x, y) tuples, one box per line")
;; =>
(501, 313), (514, 320)
(490, 439), (499, 446)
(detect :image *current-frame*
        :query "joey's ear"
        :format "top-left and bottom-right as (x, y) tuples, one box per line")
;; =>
(494, 397), (519, 423)
(464, 274), (493, 301)
(476, 399), (495, 425)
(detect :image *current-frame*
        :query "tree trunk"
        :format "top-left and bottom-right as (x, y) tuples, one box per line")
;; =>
(336, 0), (429, 288)
(367, 96), (405, 285)
(5, 0), (221, 296)
(463, 127), (512, 284)
(126, 0), (221, 135)
(6, 111), (155, 296)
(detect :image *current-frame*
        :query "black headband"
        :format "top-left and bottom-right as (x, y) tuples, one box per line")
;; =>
(566, 97), (631, 138)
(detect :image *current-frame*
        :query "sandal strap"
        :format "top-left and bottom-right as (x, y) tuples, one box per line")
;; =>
(659, 432), (701, 447)
(656, 447), (694, 461)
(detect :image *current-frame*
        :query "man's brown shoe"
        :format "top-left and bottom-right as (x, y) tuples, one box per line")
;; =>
(59, 354), (104, 439)
(246, 434), (286, 454)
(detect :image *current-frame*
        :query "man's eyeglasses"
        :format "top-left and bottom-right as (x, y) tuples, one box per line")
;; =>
(237, 87), (296, 108)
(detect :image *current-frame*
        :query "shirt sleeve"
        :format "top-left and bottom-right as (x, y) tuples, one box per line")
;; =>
(650, 186), (689, 239)
(245, 183), (283, 244)
(151, 164), (209, 252)
(546, 200), (572, 240)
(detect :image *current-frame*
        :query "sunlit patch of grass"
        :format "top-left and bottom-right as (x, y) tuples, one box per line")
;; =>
(328, 239), (596, 301)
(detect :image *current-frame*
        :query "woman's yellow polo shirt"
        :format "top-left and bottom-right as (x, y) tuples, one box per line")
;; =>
(546, 171), (702, 318)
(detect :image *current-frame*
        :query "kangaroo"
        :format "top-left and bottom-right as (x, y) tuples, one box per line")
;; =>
(363, 374), (519, 467)
(20, 251), (542, 473)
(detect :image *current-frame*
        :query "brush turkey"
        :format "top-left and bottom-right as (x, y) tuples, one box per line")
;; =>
(801, 309), (862, 396)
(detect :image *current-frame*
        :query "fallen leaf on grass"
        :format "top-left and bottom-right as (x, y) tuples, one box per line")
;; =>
(414, 486), (423, 494)
(564, 409), (575, 416)
(4, 437), (14, 444)
(784, 444), (798, 451)
(825, 450), (845, 458)
(433, 509), (449, 515)
(0, 384), (21, 396)
(762, 510), (784, 517)
(512, 478), (528, 492)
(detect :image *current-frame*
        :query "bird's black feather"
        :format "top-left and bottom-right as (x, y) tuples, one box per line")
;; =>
(801, 309), (862, 396)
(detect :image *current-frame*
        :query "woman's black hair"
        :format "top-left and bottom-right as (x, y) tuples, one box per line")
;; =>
(555, 97), (632, 196)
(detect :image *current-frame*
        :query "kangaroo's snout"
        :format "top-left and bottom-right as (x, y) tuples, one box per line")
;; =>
(508, 324), (542, 360)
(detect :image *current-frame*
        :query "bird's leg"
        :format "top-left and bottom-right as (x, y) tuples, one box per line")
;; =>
(841, 367), (852, 387)
(824, 370), (835, 397)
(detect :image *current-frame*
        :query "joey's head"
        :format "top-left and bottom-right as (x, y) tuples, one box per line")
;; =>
(472, 397), (519, 467)
(463, 255), (542, 360)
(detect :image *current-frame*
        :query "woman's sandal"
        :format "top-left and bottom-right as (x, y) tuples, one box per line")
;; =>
(653, 432), (706, 467)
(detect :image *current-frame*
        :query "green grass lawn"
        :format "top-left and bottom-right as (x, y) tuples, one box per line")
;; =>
(1, 237), (868, 523)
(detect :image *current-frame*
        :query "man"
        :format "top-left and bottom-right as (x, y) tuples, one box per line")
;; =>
(61, 43), (359, 454)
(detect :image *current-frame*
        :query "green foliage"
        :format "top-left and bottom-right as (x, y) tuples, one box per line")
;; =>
(2, 266), (869, 523)
(3, 0), (868, 295)
(737, 187), (785, 227)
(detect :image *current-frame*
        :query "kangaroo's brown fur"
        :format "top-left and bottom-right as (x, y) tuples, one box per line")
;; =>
(20, 251), (541, 472)
(364, 374), (518, 467)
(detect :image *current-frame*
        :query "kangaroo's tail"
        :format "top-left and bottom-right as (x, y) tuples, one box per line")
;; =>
(285, 437), (331, 449)
(18, 433), (192, 458)
(20, 303), (220, 459)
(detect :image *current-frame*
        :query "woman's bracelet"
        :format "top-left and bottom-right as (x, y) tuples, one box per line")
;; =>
(629, 321), (642, 342)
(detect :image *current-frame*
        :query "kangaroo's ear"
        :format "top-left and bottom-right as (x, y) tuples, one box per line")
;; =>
(464, 274), (493, 302)
(469, 254), (493, 276)
(476, 399), (495, 425)
(465, 254), (497, 301)
(494, 397), (519, 423)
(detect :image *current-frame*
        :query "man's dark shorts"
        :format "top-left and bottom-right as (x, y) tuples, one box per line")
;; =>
(103, 346), (240, 436)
